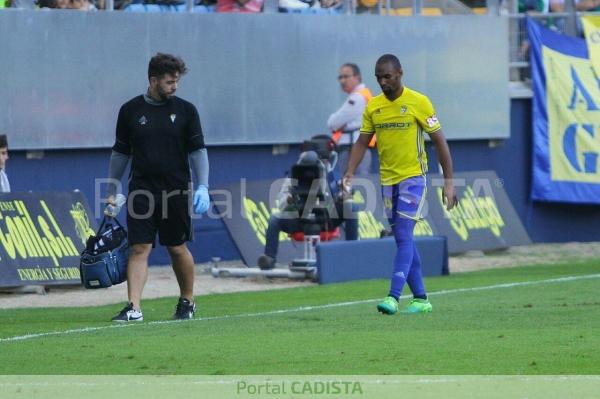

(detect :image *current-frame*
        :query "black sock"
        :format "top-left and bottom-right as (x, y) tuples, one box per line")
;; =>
(413, 294), (427, 300)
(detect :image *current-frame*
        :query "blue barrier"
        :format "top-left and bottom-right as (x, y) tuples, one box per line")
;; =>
(316, 236), (448, 284)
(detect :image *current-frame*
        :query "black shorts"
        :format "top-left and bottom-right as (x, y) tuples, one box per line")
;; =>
(127, 191), (192, 247)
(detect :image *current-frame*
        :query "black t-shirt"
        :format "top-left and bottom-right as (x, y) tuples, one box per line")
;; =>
(112, 95), (205, 193)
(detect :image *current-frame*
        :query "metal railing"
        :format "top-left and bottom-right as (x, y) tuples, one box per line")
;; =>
(6, 0), (492, 13)
(507, 10), (600, 84)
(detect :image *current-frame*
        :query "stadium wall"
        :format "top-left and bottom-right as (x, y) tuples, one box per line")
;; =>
(7, 98), (600, 265)
(0, 12), (508, 147)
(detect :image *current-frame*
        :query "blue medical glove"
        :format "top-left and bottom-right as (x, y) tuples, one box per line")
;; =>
(104, 194), (126, 218)
(193, 185), (210, 214)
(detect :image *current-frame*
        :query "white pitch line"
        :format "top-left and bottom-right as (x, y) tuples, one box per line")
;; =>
(1, 273), (599, 344)
(2, 375), (600, 388)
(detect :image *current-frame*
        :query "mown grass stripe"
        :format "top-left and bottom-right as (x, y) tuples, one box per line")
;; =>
(2, 273), (599, 344)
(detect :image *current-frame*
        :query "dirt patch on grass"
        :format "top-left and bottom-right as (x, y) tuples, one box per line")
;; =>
(0, 261), (311, 310)
(450, 242), (600, 273)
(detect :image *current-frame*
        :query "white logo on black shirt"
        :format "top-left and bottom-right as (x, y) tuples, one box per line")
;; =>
(170, 114), (176, 124)
(139, 116), (147, 125)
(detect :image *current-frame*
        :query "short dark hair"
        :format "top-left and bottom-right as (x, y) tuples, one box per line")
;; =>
(342, 63), (361, 80)
(148, 53), (188, 80)
(376, 54), (402, 71)
(0, 135), (7, 149)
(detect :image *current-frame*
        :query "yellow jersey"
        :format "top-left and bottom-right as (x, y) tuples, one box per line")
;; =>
(360, 87), (441, 186)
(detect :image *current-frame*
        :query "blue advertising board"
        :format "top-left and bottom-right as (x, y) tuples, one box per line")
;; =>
(215, 171), (530, 267)
(0, 191), (96, 287)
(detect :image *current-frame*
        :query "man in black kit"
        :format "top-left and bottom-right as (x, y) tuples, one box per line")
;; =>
(106, 53), (210, 322)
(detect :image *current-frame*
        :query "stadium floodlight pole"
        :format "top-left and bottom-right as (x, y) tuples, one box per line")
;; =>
(412, 0), (422, 15)
(485, 0), (499, 16)
(186, 0), (193, 12)
(105, 0), (113, 10)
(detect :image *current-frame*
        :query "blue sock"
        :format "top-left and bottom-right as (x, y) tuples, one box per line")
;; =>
(387, 218), (416, 300)
(406, 243), (427, 299)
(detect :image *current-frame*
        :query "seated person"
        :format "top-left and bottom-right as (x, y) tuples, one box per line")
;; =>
(279, 0), (340, 12)
(217, 0), (263, 12)
(70, 0), (97, 10)
(257, 138), (358, 270)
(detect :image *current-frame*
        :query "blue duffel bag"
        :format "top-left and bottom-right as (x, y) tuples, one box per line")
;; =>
(80, 216), (129, 289)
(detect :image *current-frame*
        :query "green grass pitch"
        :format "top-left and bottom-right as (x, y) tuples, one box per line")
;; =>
(1, 261), (599, 375)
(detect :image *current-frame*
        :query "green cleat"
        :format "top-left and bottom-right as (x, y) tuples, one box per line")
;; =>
(377, 296), (399, 315)
(401, 298), (433, 314)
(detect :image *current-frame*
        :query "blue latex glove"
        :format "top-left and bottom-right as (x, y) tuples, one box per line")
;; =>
(193, 185), (210, 214)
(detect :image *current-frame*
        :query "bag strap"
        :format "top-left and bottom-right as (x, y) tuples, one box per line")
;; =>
(110, 216), (125, 230)
(97, 215), (125, 235)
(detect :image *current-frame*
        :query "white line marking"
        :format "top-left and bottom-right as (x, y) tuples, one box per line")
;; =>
(1, 273), (599, 344)
(1, 375), (600, 388)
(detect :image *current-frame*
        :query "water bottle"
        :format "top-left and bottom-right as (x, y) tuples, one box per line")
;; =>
(105, 194), (126, 218)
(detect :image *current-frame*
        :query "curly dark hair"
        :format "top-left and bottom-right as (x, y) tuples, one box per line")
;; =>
(148, 53), (188, 80)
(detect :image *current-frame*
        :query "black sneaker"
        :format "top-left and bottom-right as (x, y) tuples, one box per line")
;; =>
(173, 297), (196, 320)
(257, 254), (276, 270)
(111, 303), (143, 322)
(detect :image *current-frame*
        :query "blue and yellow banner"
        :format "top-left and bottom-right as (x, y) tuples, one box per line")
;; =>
(529, 18), (600, 204)
(582, 16), (600, 77)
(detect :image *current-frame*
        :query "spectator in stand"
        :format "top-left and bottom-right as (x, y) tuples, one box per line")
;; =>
(518, 0), (550, 13)
(33, 0), (72, 8)
(551, 0), (600, 12)
(355, 0), (379, 14)
(279, 0), (341, 12)
(217, 0), (263, 12)
(70, 0), (97, 10)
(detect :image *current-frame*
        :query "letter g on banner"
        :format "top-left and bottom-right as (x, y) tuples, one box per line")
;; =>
(562, 123), (599, 174)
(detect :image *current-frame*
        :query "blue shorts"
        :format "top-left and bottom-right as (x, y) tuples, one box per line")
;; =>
(381, 175), (427, 221)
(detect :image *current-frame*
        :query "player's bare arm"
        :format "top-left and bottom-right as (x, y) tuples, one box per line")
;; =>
(343, 133), (372, 190)
(429, 129), (458, 211)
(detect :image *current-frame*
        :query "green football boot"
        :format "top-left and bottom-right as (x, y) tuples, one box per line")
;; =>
(377, 296), (399, 315)
(401, 298), (433, 314)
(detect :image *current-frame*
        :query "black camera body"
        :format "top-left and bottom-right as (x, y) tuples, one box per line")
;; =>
(289, 153), (341, 235)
